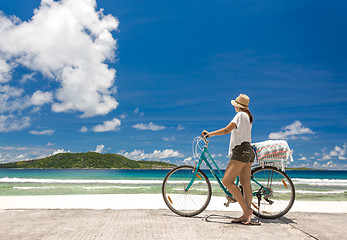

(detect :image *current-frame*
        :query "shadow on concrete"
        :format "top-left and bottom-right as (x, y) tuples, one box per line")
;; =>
(162, 212), (206, 220)
(204, 214), (296, 225)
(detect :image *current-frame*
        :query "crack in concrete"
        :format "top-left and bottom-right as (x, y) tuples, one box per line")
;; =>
(279, 217), (319, 240)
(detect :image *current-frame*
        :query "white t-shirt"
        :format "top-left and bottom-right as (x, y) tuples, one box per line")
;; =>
(228, 112), (252, 156)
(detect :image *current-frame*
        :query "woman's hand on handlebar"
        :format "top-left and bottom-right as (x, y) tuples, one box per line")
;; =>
(201, 130), (211, 138)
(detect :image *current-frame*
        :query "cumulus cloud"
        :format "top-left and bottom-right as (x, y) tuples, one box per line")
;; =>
(0, 153), (29, 162)
(183, 157), (194, 165)
(0, 0), (119, 117)
(92, 118), (121, 132)
(19, 73), (36, 84)
(79, 126), (88, 132)
(29, 129), (55, 135)
(290, 143), (347, 170)
(31, 90), (53, 106)
(0, 115), (31, 132)
(312, 160), (347, 169)
(119, 149), (183, 161)
(0, 58), (12, 82)
(268, 121), (314, 140)
(132, 122), (166, 131)
(14, 154), (29, 160)
(52, 149), (70, 155)
(0, 144), (63, 163)
(320, 143), (347, 160)
(0, 84), (31, 113)
(94, 144), (104, 153)
(298, 156), (308, 161)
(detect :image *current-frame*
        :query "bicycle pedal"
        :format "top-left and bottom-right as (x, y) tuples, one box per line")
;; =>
(224, 196), (237, 207)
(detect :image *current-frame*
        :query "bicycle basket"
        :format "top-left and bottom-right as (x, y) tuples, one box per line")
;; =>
(252, 140), (293, 171)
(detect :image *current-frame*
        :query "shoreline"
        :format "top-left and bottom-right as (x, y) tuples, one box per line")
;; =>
(1, 194), (346, 213)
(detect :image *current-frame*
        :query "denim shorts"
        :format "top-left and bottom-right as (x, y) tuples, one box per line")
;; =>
(230, 142), (255, 163)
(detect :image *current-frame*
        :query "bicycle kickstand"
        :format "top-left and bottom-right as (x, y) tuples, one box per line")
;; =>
(255, 187), (262, 224)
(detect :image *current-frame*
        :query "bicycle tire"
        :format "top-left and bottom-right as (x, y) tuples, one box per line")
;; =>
(251, 166), (295, 219)
(162, 165), (212, 217)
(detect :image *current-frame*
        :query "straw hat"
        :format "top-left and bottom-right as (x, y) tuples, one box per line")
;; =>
(231, 94), (250, 109)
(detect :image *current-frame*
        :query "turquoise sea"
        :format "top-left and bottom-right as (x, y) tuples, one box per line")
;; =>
(0, 169), (346, 201)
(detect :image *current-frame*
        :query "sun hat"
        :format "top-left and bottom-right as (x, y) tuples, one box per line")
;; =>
(231, 94), (250, 109)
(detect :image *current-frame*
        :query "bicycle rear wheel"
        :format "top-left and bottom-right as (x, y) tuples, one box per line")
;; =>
(162, 165), (212, 217)
(251, 166), (295, 219)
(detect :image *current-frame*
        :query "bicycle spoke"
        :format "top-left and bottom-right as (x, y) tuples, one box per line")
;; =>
(162, 166), (212, 217)
(251, 166), (295, 219)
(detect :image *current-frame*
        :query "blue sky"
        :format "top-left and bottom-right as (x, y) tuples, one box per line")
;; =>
(0, 0), (346, 169)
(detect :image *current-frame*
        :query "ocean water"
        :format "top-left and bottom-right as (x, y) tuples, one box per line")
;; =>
(0, 169), (346, 201)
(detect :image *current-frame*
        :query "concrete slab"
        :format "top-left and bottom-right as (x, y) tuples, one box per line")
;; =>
(0, 209), (346, 240)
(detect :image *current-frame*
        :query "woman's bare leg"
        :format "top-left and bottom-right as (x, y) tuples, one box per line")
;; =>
(239, 162), (253, 224)
(222, 160), (253, 223)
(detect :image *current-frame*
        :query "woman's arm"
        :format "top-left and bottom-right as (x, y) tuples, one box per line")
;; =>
(202, 120), (236, 138)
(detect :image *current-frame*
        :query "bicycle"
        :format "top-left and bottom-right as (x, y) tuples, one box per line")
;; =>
(162, 136), (295, 218)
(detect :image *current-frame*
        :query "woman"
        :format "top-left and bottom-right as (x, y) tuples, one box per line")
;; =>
(202, 94), (255, 224)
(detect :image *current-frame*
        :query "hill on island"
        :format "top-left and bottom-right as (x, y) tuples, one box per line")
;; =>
(0, 152), (176, 169)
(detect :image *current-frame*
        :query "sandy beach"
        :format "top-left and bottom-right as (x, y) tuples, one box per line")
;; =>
(1, 194), (347, 213)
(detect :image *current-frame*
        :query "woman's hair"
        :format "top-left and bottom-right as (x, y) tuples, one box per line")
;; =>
(240, 108), (253, 124)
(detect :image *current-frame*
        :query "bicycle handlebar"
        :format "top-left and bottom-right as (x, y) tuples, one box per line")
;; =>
(200, 134), (210, 146)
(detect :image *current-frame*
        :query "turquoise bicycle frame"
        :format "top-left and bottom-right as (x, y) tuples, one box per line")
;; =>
(185, 145), (269, 197)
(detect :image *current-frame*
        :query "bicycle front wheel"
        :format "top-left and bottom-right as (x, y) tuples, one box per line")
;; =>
(162, 165), (212, 217)
(251, 166), (295, 219)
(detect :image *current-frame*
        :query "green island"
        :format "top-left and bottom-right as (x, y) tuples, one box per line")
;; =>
(0, 152), (176, 169)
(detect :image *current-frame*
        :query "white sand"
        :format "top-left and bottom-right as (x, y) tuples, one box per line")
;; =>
(1, 194), (347, 213)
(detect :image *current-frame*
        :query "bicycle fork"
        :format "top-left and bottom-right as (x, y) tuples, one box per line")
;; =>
(184, 161), (203, 192)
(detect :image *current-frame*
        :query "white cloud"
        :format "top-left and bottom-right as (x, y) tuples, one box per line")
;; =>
(19, 73), (36, 84)
(79, 126), (88, 132)
(29, 129), (55, 135)
(0, 144), (59, 163)
(120, 149), (184, 161)
(133, 107), (144, 116)
(0, 84), (31, 113)
(163, 137), (176, 141)
(312, 160), (347, 170)
(92, 118), (121, 132)
(0, 58), (12, 83)
(312, 161), (320, 168)
(94, 144), (104, 153)
(132, 122), (166, 131)
(268, 121), (314, 140)
(183, 157), (194, 165)
(0, 115), (31, 132)
(290, 143), (347, 170)
(320, 143), (347, 161)
(15, 154), (29, 160)
(118, 113), (128, 119)
(31, 90), (53, 106)
(52, 149), (70, 155)
(177, 124), (184, 131)
(0, 0), (119, 117)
